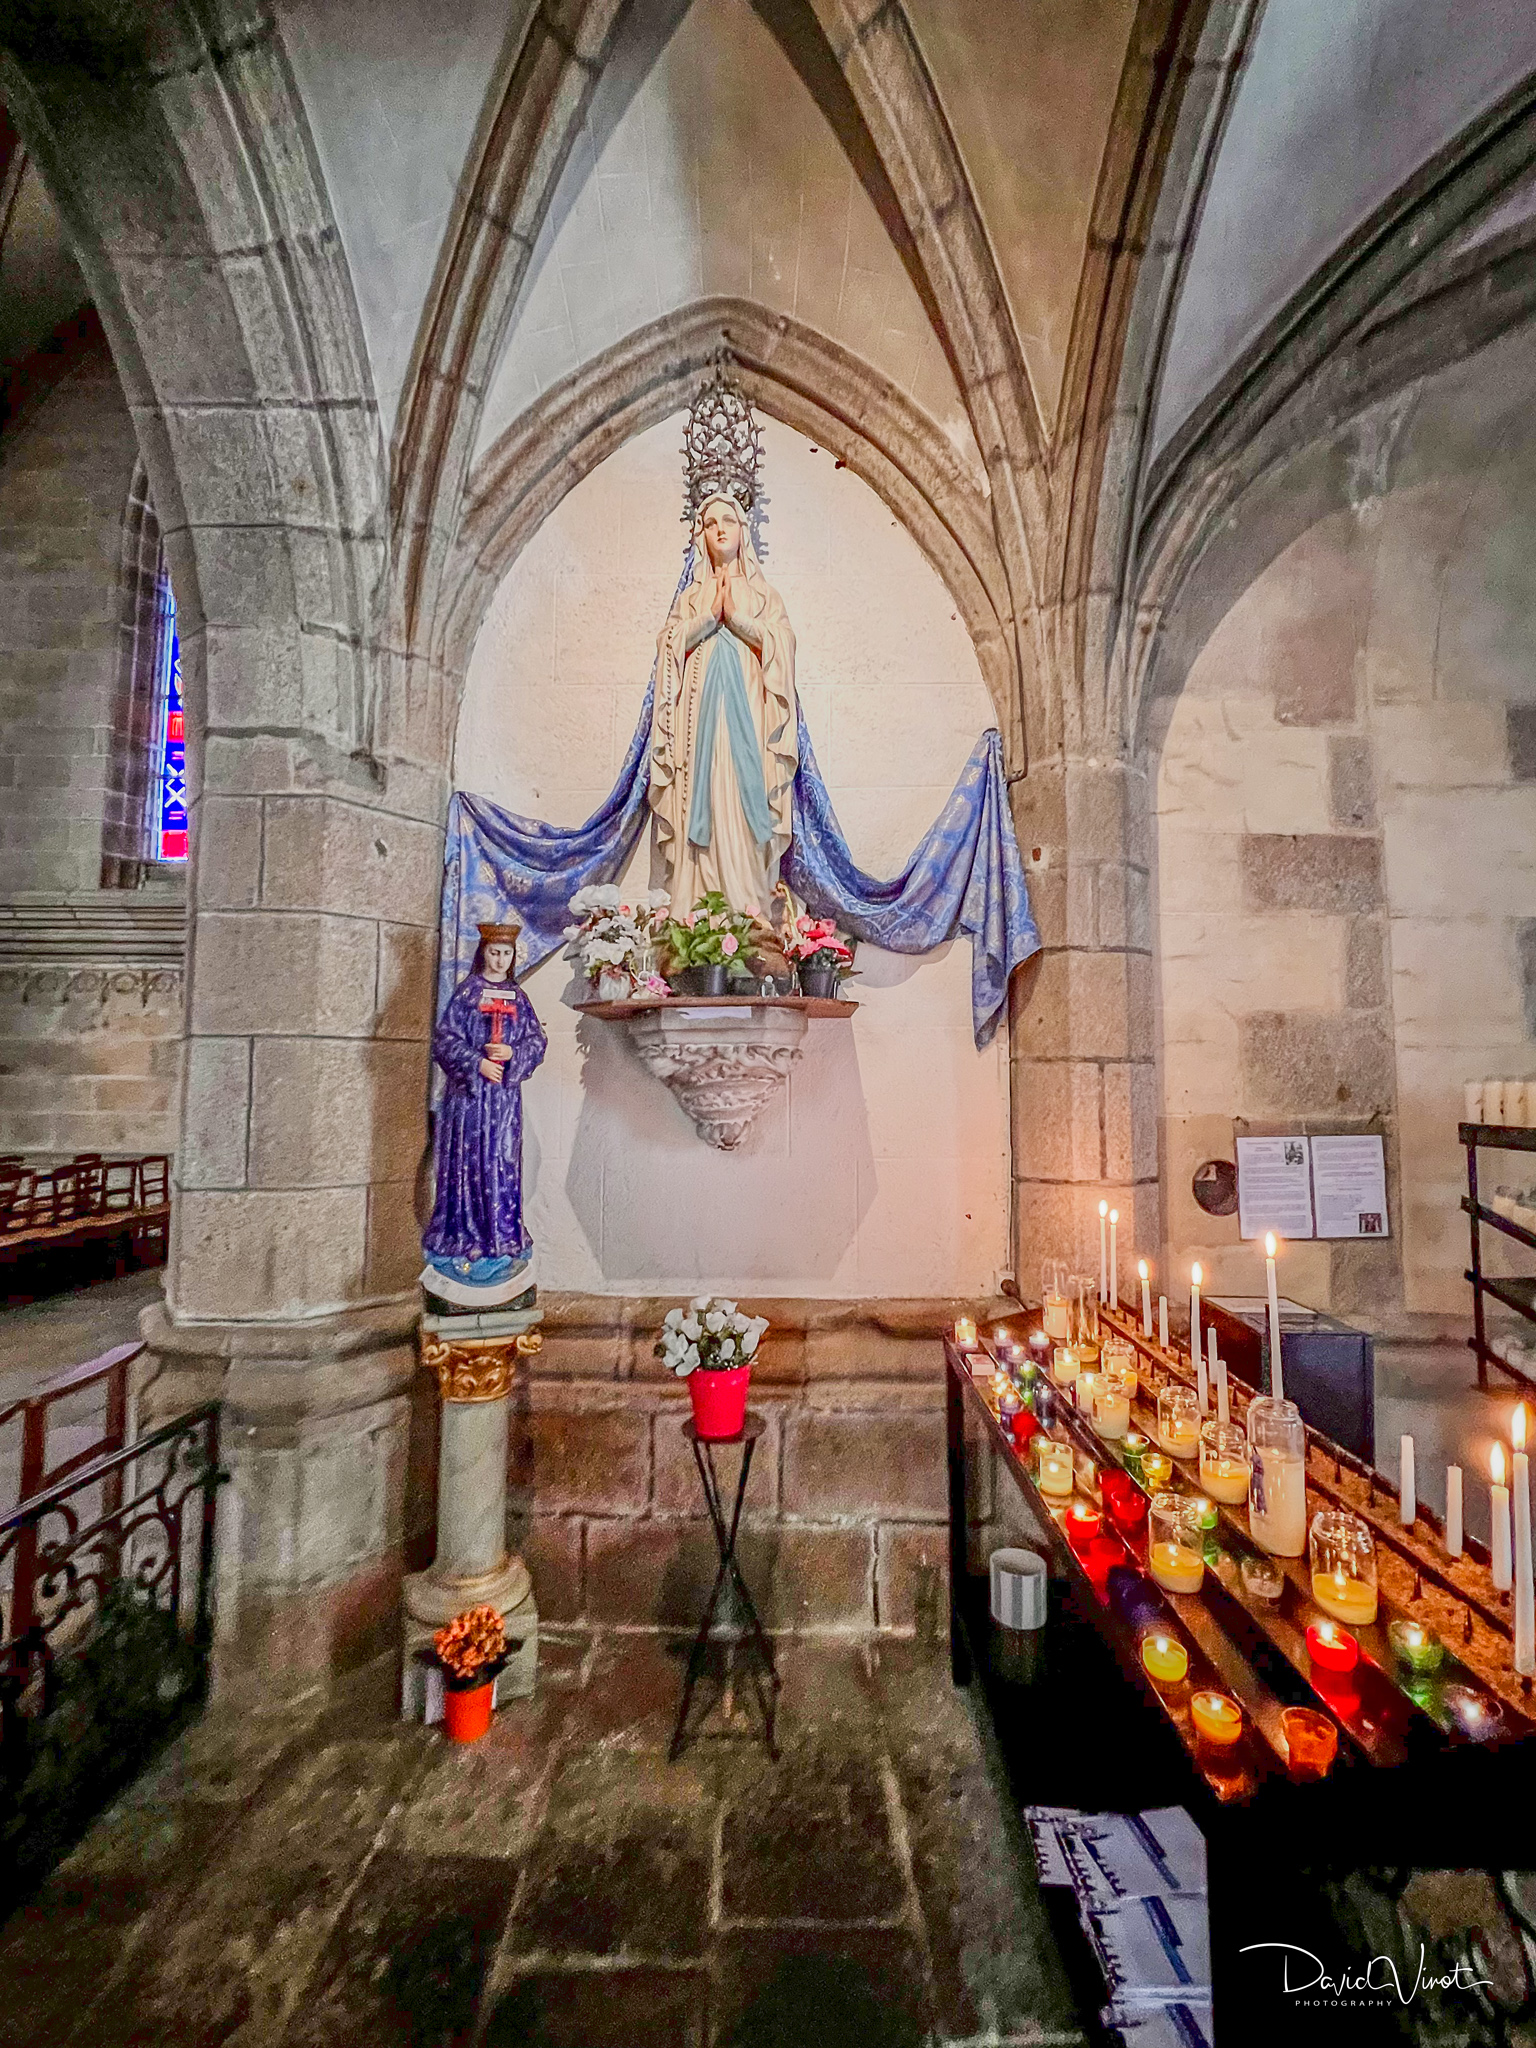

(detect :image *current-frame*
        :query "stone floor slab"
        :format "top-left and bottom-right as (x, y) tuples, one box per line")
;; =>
(482, 1966), (710, 2047)
(718, 1741), (907, 1925)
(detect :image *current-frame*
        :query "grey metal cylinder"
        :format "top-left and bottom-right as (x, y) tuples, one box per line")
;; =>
(990, 1547), (1048, 1631)
(435, 1395), (510, 1581)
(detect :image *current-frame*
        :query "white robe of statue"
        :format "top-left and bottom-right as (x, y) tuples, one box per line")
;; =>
(648, 496), (797, 916)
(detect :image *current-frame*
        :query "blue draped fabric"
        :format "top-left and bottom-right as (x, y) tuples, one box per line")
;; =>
(437, 674), (1039, 1050)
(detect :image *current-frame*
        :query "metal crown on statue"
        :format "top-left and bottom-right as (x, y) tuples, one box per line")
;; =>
(682, 363), (763, 526)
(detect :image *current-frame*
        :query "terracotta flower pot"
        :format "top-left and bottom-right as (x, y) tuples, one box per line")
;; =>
(443, 1678), (495, 1743)
(689, 1363), (752, 1439)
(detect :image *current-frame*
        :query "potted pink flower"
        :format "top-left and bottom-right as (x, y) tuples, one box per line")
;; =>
(657, 1296), (769, 1438)
(659, 892), (756, 996)
(787, 914), (855, 999)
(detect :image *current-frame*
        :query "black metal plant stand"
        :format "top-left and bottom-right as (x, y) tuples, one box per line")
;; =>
(1461, 1119), (1536, 1391)
(668, 1411), (780, 1760)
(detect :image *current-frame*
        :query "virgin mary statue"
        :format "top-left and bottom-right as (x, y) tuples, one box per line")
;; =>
(648, 424), (797, 915)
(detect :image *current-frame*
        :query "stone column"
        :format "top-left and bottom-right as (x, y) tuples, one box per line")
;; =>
(1008, 754), (1159, 1296)
(400, 1313), (544, 1713)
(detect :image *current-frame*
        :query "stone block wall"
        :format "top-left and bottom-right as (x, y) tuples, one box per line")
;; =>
(0, 336), (141, 896)
(493, 1297), (987, 1634)
(0, 960), (181, 1158)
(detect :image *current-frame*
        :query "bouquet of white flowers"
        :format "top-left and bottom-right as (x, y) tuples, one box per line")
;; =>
(562, 884), (671, 990)
(656, 1296), (769, 1376)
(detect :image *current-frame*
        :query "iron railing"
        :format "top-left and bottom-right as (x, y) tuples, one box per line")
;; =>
(0, 1402), (221, 1907)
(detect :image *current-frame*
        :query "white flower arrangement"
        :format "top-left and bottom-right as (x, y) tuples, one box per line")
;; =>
(562, 886), (671, 987)
(656, 1296), (769, 1376)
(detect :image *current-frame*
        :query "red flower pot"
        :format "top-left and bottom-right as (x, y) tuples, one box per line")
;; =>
(443, 1679), (495, 1743)
(688, 1363), (752, 1439)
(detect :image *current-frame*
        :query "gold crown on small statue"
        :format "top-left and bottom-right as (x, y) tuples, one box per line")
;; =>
(476, 920), (522, 945)
(682, 365), (763, 526)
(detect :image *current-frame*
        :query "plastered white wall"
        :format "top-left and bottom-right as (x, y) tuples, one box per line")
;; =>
(455, 415), (1009, 1297)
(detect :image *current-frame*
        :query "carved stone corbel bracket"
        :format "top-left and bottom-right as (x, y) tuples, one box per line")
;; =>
(624, 1004), (808, 1148)
(420, 1327), (543, 1403)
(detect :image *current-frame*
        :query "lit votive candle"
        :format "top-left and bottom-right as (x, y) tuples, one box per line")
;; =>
(1281, 1706), (1338, 1781)
(1140, 1450), (1173, 1491)
(1190, 1690), (1243, 1746)
(997, 1380), (1022, 1417)
(1075, 1370), (1103, 1416)
(1123, 1430), (1150, 1479)
(954, 1317), (978, 1351)
(1065, 1501), (1103, 1550)
(1308, 1509), (1377, 1624)
(1387, 1618), (1445, 1675)
(1157, 1385), (1201, 1460)
(1140, 1633), (1189, 1685)
(1037, 1440), (1075, 1497)
(1149, 1494), (1206, 1593)
(1010, 1409), (1040, 1449)
(1052, 1345), (1080, 1388)
(1445, 1684), (1507, 1744)
(1305, 1619), (1359, 1675)
(1199, 1419), (1251, 1505)
(1239, 1554), (1285, 1603)
(1091, 1377), (1131, 1440)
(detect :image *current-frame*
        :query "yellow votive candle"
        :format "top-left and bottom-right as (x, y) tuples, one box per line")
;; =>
(1140, 1633), (1189, 1684)
(1310, 1568), (1378, 1626)
(1140, 1451), (1173, 1490)
(1037, 1441), (1075, 1497)
(954, 1317), (978, 1350)
(1200, 1454), (1251, 1505)
(1190, 1690), (1243, 1746)
(1162, 1419), (1199, 1459)
(1092, 1385), (1131, 1439)
(1052, 1345), (1080, 1387)
(1149, 1541), (1205, 1594)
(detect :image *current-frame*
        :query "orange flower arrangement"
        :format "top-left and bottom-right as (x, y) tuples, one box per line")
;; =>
(432, 1603), (507, 1689)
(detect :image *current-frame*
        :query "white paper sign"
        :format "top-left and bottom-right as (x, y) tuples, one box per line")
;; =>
(1235, 1136), (1315, 1240)
(1311, 1134), (1389, 1239)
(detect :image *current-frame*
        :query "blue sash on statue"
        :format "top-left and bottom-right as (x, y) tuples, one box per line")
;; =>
(686, 628), (774, 851)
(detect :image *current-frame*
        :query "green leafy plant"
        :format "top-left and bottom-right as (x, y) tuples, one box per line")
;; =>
(659, 892), (758, 974)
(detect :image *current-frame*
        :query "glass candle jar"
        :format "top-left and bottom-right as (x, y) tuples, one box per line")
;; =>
(953, 1316), (978, 1351)
(1305, 1619), (1359, 1674)
(996, 1380), (1022, 1417)
(1239, 1553), (1285, 1603)
(1072, 1276), (1101, 1366)
(1156, 1384), (1201, 1460)
(1075, 1370), (1103, 1416)
(1309, 1510), (1378, 1625)
(1199, 1419), (1251, 1504)
(1123, 1429), (1150, 1479)
(1052, 1344), (1081, 1388)
(1092, 1373), (1132, 1441)
(1102, 1339), (1138, 1399)
(1010, 1408), (1040, 1449)
(1190, 1690), (1243, 1746)
(1041, 1259), (1071, 1341)
(1281, 1706), (1338, 1781)
(1107, 1484), (1149, 1538)
(1037, 1439), (1075, 1498)
(1148, 1494), (1206, 1593)
(1064, 1501), (1103, 1550)
(1247, 1395), (1308, 1557)
(1140, 1632), (1189, 1685)
(1387, 1618), (1444, 1675)
(1140, 1449), (1173, 1491)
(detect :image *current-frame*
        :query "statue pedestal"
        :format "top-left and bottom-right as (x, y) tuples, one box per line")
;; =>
(577, 994), (856, 1149)
(400, 1306), (543, 1719)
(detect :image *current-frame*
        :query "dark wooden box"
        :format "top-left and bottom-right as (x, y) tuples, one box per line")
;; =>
(1205, 1295), (1375, 1462)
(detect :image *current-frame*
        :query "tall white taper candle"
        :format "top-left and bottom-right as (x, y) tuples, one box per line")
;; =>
(1140, 1259), (1152, 1339)
(1515, 1407), (1534, 1678)
(1189, 1263), (1202, 1402)
(1264, 1232), (1284, 1403)
(1492, 1444), (1513, 1593)
(1211, 1329), (1229, 1424)
(1098, 1200), (1109, 1303)
(1109, 1210), (1119, 1310)
(1158, 1296), (1169, 1349)
(1446, 1465), (1464, 1556)
(1399, 1434), (1416, 1525)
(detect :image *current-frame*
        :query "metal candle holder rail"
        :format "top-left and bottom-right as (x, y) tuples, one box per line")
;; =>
(1092, 1306), (1516, 1650)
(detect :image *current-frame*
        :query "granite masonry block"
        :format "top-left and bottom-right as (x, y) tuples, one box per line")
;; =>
(509, 1405), (651, 1518)
(1240, 1011), (1397, 1118)
(782, 1409), (946, 1519)
(1241, 833), (1384, 915)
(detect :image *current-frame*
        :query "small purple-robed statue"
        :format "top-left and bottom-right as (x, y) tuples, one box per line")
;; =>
(422, 919), (547, 1307)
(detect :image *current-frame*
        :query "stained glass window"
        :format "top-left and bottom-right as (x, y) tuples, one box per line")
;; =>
(154, 572), (186, 862)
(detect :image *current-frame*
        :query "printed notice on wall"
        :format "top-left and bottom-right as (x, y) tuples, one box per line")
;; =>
(1311, 1134), (1390, 1239)
(1235, 1136), (1315, 1240)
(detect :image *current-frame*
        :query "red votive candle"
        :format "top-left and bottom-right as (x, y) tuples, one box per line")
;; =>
(1305, 1619), (1359, 1675)
(1108, 1488), (1149, 1537)
(1010, 1409), (1040, 1448)
(1064, 1502), (1103, 1550)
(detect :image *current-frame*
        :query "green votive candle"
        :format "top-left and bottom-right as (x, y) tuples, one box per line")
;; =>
(1387, 1618), (1444, 1675)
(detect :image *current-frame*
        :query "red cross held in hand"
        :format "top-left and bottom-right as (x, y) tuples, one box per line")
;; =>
(478, 991), (520, 1086)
